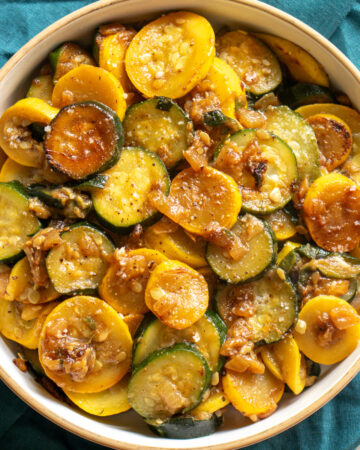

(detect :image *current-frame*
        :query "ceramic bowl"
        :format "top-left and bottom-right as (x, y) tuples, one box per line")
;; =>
(0, 0), (360, 448)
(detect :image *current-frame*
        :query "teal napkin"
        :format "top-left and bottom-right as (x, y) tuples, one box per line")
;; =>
(1, 1), (360, 449)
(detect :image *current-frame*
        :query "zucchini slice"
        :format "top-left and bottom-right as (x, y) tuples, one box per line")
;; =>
(45, 101), (123, 180)
(265, 105), (321, 183)
(26, 74), (53, 104)
(49, 42), (95, 83)
(206, 214), (276, 284)
(215, 269), (297, 344)
(123, 97), (192, 169)
(46, 222), (114, 294)
(147, 413), (223, 439)
(127, 343), (211, 420)
(133, 311), (227, 371)
(214, 129), (298, 214)
(0, 181), (41, 264)
(278, 83), (333, 110)
(306, 254), (360, 279)
(264, 209), (296, 241)
(92, 147), (170, 230)
(216, 30), (282, 95)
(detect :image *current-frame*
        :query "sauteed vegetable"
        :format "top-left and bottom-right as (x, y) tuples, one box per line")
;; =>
(1, 9), (360, 439)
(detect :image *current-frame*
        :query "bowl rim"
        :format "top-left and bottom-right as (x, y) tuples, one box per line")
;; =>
(1, 0), (360, 449)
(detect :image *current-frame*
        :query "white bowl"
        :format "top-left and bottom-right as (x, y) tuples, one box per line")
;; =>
(1, 0), (360, 449)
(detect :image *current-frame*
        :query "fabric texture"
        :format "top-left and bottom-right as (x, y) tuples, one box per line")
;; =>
(0, 0), (360, 449)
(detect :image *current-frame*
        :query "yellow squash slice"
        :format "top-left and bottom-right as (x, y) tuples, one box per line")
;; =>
(0, 98), (59, 167)
(52, 65), (126, 120)
(294, 295), (360, 365)
(39, 296), (132, 393)
(125, 11), (215, 98)
(64, 374), (130, 416)
(145, 260), (209, 329)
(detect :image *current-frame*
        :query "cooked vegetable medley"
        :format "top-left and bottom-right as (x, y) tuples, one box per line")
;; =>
(1, 10), (360, 439)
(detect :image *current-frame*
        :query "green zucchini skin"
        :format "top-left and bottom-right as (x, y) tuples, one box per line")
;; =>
(127, 343), (212, 420)
(214, 128), (298, 215)
(206, 214), (277, 284)
(46, 221), (114, 295)
(215, 269), (297, 345)
(147, 413), (223, 439)
(0, 181), (41, 264)
(123, 97), (193, 169)
(27, 184), (64, 209)
(278, 83), (333, 110)
(92, 146), (170, 232)
(71, 174), (108, 191)
(45, 101), (124, 180)
(49, 42), (95, 82)
(132, 311), (227, 372)
(264, 105), (321, 183)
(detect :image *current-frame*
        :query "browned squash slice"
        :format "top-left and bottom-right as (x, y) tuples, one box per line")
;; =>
(45, 102), (123, 180)
(99, 248), (167, 315)
(149, 166), (241, 236)
(145, 260), (209, 329)
(294, 295), (360, 365)
(307, 113), (352, 171)
(39, 296), (132, 393)
(223, 367), (284, 420)
(303, 173), (360, 252)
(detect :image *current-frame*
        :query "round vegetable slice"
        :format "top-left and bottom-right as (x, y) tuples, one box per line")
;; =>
(123, 97), (193, 169)
(149, 166), (241, 236)
(253, 33), (329, 87)
(145, 260), (209, 329)
(147, 414), (223, 439)
(5, 257), (60, 304)
(51, 65), (126, 120)
(223, 367), (284, 420)
(64, 375), (130, 416)
(92, 147), (170, 230)
(307, 113), (352, 171)
(264, 209), (296, 241)
(39, 296), (132, 393)
(127, 343), (211, 420)
(261, 336), (306, 395)
(303, 173), (360, 252)
(183, 57), (246, 123)
(46, 222), (114, 295)
(206, 214), (276, 284)
(99, 248), (168, 315)
(277, 83), (333, 110)
(96, 24), (136, 93)
(143, 219), (206, 268)
(125, 11), (215, 98)
(0, 298), (58, 349)
(45, 102), (123, 180)
(0, 181), (41, 264)
(0, 98), (59, 168)
(49, 42), (95, 83)
(294, 295), (360, 365)
(26, 74), (53, 104)
(215, 269), (297, 344)
(133, 310), (227, 371)
(216, 30), (282, 95)
(190, 384), (229, 419)
(214, 129), (298, 214)
(265, 105), (321, 183)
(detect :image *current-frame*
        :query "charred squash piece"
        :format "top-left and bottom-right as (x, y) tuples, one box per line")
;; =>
(303, 173), (360, 252)
(307, 113), (352, 171)
(45, 102), (123, 180)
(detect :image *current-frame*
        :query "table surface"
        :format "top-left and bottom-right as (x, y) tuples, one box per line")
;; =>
(1, 1), (360, 449)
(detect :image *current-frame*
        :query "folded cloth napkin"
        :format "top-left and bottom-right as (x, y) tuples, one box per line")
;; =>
(0, 1), (360, 449)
